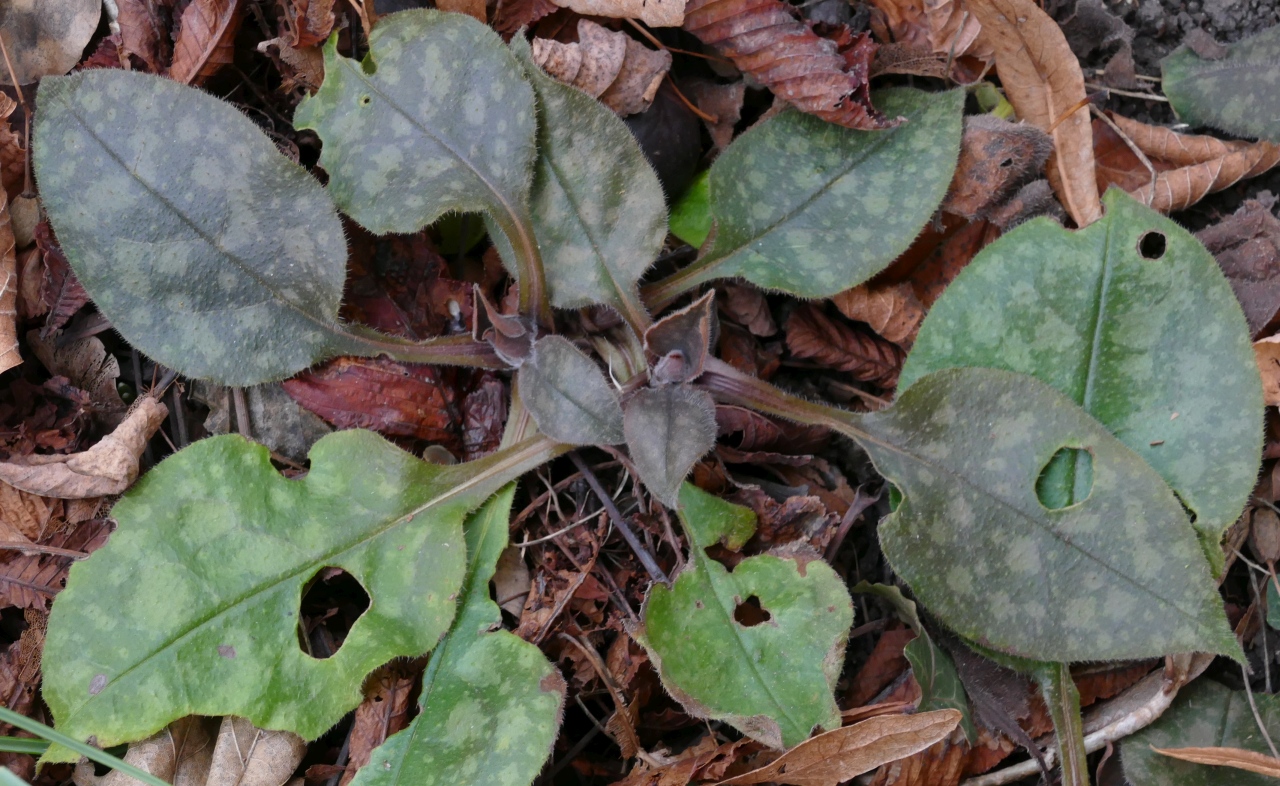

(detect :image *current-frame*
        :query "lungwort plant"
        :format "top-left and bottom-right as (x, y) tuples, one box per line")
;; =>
(31, 9), (1262, 785)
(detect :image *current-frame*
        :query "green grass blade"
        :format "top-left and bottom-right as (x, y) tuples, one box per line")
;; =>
(0, 707), (170, 786)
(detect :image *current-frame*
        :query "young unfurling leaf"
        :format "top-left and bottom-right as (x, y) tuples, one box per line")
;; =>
(518, 336), (625, 445)
(623, 385), (717, 506)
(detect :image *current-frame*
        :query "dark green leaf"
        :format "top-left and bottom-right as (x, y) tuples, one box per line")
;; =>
(41, 431), (560, 758)
(623, 385), (717, 506)
(1122, 679), (1280, 786)
(518, 336), (624, 445)
(647, 88), (963, 302)
(1161, 24), (1280, 142)
(353, 487), (564, 786)
(859, 367), (1239, 662)
(900, 189), (1262, 573)
(639, 484), (854, 749)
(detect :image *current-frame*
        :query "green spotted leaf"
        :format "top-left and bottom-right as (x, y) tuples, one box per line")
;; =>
(294, 11), (543, 297)
(623, 385), (717, 507)
(41, 431), (561, 760)
(638, 484), (854, 750)
(669, 171), (711, 249)
(518, 336), (624, 445)
(645, 88), (963, 304)
(1122, 679), (1280, 786)
(507, 37), (666, 329)
(1161, 24), (1280, 142)
(900, 189), (1263, 573)
(352, 487), (564, 786)
(857, 367), (1239, 663)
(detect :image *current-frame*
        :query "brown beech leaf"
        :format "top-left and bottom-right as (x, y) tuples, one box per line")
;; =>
(0, 518), (111, 610)
(942, 115), (1053, 221)
(117, 0), (172, 71)
(280, 0), (335, 47)
(0, 397), (167, 499)
(169, 0), (245, 86)
(682, 0), (895, 130)
(533, 22), (672, 116)
(1256, 334), (1280, 406)
(715, 710), (961, 785)
(1151, 745), (1280, 777)
(1109, 112), (1263, 166)
(281, 357), (462, 451)
(832, 282), (925, 346)
(550, 0), (685, 26)
(27, 331), (127, 412)
(687, 79), (745, 152)
(207, 717), (306, 786)
(645, 290), (716, 384)
(493, 0), (559, 37)
(35, 221), (89, 338)
(868, 726), (969, 786)
(968, 0), (1101, 227)
(785, 303), (904, 386)
(339, 663), (417, 786)
(0, 196), (19, 376)
(436, 0), (487, 21)
(1197, 193), (1280, 337)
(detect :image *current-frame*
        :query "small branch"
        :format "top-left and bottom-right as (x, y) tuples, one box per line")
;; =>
(0, 542), (89, 560)
(568, 451), (670, 585)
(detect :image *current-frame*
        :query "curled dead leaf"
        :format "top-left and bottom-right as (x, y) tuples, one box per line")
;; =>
(1151, 745), (1280, 777)
(533, 22), (672, 116)
(1256, 334), (1280, 406)
(0, 397), (167, 498)
(73, 716), (216, 786)
(786, 304), (904, 386)
(832, 283), (925, 347)
(170, 0), (245, 86)
(0, 196), (19, 376)
(716, 709), (962, 785)
(550, 0), (685, 27)
(967, 0), (1101, 226)
(208, 717), (307, 786)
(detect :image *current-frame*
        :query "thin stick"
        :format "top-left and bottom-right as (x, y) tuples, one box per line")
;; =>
(0, 542), (88, 560)
(664, 78), (718, 124)
(569, 451), (669, 585)
(558, 633), (661, 767)
(623, 19), (732, 65)
(1242, 661), (1280, 759)
(1090, 105), (1158, 202)
(1084, 83), (1169, 102)
(515, 508), (602, 547)
(232, 388), (252, 438)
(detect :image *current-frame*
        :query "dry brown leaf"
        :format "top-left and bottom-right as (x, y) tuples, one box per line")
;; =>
(942, 115), (1053, 221)
(0, 94), (24, 202)
(28, 331), (127, 412)
(833, 283), (925, 346)
(0, 196), (19, 376)
(683, 0), (895, 130)
(280, 0), (335, 47)
(923, 0), (988, 61)
(0, 397), (167, 498)
(0, 518), (111, 610)
(340, 663), (417, 785)
(718, 283), (776, 337)
(494, 545), (532, 616)
(869, 44), (950, 79)
(35, 221), (91, 336)
(967, 0), (1101, 227)
(0, 484), (53, 542)
(1109, 112), (1258, 166)
(208, 717), (307, 786)
(1127, 143), (1280, 213)
(257, 38), (325, 92)
(533, 22), (671, 116)
(785, 304), (905, 387)
(865, 0), (930, 49)
(169, 0), (245, 86)
(1257, 335), (1280, 406)
(0, 0), (101, 85)
(715, 710), (961, 785)
(117, 0), (172, 71)
(436, 0), (487, 21)
(550, 0), (685, 27)
(1197, 193), (1280, 338)
(493, 0), (559, 37)
(73, 717), (216, 786)
(687, 79), (745, 152)
(1152, 745), (1280, 777)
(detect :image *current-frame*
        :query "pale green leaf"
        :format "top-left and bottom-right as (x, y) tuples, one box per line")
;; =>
(669, 171), (711, 248)
(34, 70), (353, 386)
(518, 336), (624, 445)
(859, 367), (1239, 663)
(508, 37), (666, 328)
(623, 385), (717, 507)
(294, 11), (541, 275)
(639, 484), (854, 750)
(352, 487), (564, 786)
(900, 189), (1263, 572)
(647, 88), (963, 302)
(41, 431), (560, 759)
(1161, 24), (1280, 142)
(1122, 679), (1280, 786)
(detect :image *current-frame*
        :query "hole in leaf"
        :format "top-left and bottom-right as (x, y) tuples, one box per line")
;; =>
(1035, 447), (1094, 510)
(298, 567), (370, 659)
(358, 95), (372, 106)
(999, 157), (1014, 168)
(733, 595), (772, 627)
(1138, 231), (1166, 259)
(1174, 491), (1198, 525)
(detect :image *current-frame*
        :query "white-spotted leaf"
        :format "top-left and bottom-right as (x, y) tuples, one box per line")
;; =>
(1162, 24), (1280, 142)
(623, 385), (717, 506)
(518, 336), (624, 445)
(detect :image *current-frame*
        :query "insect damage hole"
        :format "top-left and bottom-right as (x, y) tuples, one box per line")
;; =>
(734, 595), (772, 627)
(1035, 447), (1094, 511)
(298, 567), (370, 659)
(1138, 231), (1167, 260)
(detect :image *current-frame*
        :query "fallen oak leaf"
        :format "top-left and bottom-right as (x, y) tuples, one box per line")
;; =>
(967, 0), (1101, 227)
(715, 709), (962, 785)
(682, 0), (896, 130)
(0, 397), (167, 498)
(1108, 112), (1267, 166)
(169, 0), (244, 86)
(1149, 745), (1280, 778)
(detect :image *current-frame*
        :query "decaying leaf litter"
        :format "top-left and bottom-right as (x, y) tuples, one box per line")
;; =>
(3, 0), (1280, 785)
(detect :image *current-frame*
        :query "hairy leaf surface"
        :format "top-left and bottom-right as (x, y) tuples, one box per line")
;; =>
(623, 385), (717, 506)
(519, 336), (624, 445)
(34, 70), (354, 385)
(42, 431), (560, 758)
(859, 367), (1238, 663)
(352, 487), (564, 786)
(901, 189), (1262, 570)
(508, 37), (666, 326)
(1122, 679), (1280, 786)
(1161, 24), (1280, 142)
(639, 484), (854, 749)
(294, 11), (540, 275)
(648, 88), (962, 302)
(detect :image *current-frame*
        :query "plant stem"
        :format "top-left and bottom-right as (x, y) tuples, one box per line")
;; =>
(699, 357), (864, 436)
(568, 451), (670, 585)
(1038, 663), (1091, 786)
(641, 257), (717, 313)
(340, 328), (507, 369)
(494, 212), (554, 328)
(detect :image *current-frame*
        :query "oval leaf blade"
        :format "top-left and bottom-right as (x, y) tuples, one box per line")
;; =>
(652, 88), (963, 300)
(518, 335), (624, 445)
(623, 385), (717, 507)
(41, 431), (556, 757)
(508, 37), (666, 326)
(352, 487), (564, 786)
(899, 188), (1263, 571)
(639, 484), (854, 750)
(860, 367), (1238, 663)
(1161, 24), (1280, 143)
(294, 10), (538, 256)
(34, 69), (352, 386)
